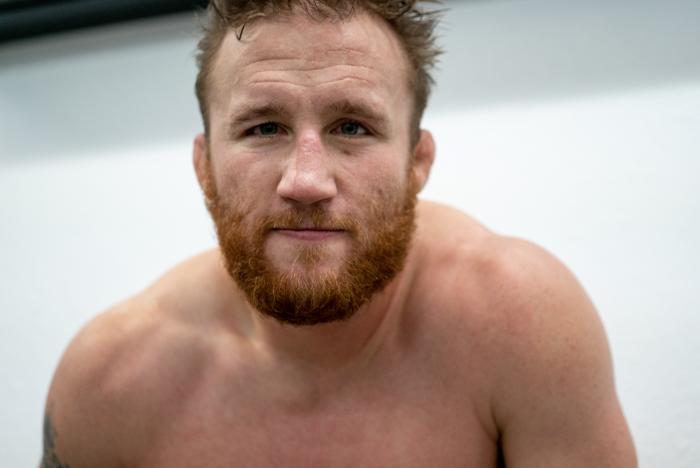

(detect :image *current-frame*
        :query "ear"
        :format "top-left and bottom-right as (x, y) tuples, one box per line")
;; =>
(410, 129), (436, 192)
(193, 133), (216, 200)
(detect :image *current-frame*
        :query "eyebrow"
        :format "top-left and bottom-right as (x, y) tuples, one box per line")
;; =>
(229, 103), (291, 128)
(327, 98), (387, 124)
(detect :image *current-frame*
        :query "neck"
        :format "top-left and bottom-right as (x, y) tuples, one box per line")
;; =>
(245, 260), (414, 376)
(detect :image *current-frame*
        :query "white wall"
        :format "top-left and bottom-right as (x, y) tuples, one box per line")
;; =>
(1, 0), (699, 466)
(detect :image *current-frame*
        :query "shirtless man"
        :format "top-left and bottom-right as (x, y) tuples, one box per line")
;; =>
(40, 1), (637, 467)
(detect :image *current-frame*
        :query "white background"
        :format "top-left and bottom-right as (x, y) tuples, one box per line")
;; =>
(1, 0), (699, 466)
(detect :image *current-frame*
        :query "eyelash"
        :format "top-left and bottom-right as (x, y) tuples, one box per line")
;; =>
(244, 120), (371, 138)
(243, 122), (283, 138)
(332, 120), (369, 137)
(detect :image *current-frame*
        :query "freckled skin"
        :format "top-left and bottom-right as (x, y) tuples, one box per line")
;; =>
(202, 12), (418, 280)
(41, 10), (636, 468)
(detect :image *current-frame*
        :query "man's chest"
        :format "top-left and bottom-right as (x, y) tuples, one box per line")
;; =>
(131, 368), (498, 468)
(135, 396), (496, 468)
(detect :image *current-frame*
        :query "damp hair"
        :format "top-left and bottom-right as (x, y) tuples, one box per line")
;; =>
(194, 0), (443, 145)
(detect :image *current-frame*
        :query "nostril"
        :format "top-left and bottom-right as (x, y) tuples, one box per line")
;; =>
(277, 165), (338, 206)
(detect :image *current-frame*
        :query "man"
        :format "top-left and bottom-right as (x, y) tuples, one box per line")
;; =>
(41, 1), (637, 467)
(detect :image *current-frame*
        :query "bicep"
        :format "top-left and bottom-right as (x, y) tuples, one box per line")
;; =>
(39, 315), (126, 468)
(40, 377), (114, 468)
(488, 241), (636, 467)
(499, 384), (636, 468)
(40, 406), (72, 468)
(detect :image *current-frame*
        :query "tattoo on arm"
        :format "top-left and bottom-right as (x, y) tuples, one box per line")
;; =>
(497, 435), (506, 468)
(40, 411), (71, 468)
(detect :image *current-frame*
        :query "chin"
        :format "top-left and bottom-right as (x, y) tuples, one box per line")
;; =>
(266, 240), (349, 273)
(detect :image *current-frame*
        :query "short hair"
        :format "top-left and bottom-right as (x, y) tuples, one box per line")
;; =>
(194, 0), (442, 145)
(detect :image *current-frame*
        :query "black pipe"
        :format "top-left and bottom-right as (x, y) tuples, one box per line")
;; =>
(0, 0), (209, 44)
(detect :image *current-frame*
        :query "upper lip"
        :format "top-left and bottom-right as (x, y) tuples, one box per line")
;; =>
(274, 227), (344, 231)
(274, 227), (342, 231)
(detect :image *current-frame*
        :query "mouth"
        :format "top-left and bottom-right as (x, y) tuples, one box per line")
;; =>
(271, 228), (346, 241)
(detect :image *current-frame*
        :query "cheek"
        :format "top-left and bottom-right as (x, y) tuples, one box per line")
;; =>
(339, 146), (408, 185)
(351, 174), (407, 224)
(213, 152), (279, 200)
(363, 162), (409, 199)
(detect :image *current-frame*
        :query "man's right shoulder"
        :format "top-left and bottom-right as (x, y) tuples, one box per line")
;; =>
(49, 248), (231, 409)
(50, 294), (167, 398)
(40, 295), (156, 466)
(42, 250), (227, 466)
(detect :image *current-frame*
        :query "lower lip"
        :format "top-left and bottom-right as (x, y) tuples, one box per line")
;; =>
(273, 229), (344, 241)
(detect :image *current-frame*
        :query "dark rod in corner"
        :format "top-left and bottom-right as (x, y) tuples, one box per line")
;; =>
(0, 0), (209, 44)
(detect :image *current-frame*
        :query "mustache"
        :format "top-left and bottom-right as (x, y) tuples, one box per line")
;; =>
(258, 208), (359, 233)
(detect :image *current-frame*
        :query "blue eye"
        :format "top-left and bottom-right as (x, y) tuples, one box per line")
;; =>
(338, 121), (368, 136)
(253, 122), (280, 136)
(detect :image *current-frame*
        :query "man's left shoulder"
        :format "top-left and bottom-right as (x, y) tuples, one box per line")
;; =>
(466, 234), (592, 317)
(412, 205), (636, 465)
(415, 202), (603, 351)
(445, 232), (627, 444)
(446, 229), (603, 352)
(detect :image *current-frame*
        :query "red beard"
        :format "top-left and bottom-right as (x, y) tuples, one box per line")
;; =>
(206, 173), (418, 326)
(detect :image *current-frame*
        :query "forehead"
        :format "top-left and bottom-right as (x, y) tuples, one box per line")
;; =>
(208, 10), (411, 115)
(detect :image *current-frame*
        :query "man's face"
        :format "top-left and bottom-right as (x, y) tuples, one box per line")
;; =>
(198, 10), (427, 325)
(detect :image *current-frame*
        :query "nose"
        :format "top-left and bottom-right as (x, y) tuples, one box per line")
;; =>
(276, 130), (338, 206)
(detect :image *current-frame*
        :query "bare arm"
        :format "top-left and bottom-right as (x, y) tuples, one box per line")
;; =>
(40, 408), (72, 468)
(487, 239), (636, 468)
(39, 311), (130, 468)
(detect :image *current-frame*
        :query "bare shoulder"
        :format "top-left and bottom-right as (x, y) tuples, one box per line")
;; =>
(415, 200), (598, 332)
(42, 249), (229, 467)
(42, 294), (155, 466)
(414, 201), (636, 466)
(416, 200), (610, 383)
